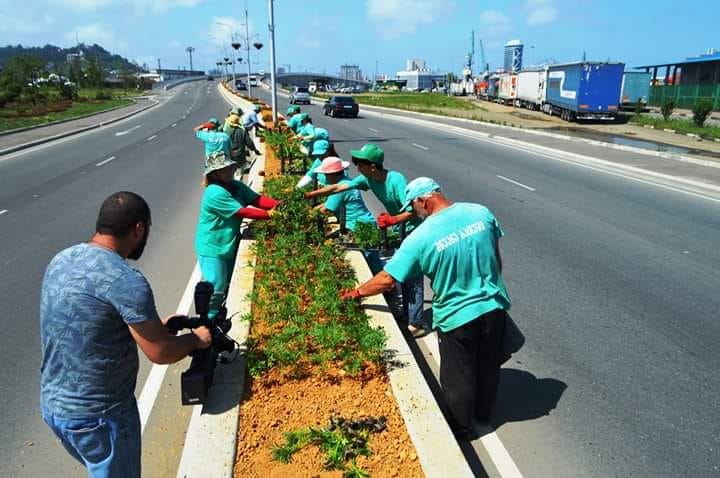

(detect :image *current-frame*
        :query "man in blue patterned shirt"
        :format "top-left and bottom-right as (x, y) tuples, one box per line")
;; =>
(40, 191), (212, 477)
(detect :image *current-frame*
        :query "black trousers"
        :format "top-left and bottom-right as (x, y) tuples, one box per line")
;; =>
(437, 308), (506, 436)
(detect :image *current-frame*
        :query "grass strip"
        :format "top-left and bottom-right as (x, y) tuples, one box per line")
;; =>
(0, 98), (133, 132)
(629, 114), (720, 140)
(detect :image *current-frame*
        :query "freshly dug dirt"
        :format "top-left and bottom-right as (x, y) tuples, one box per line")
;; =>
(234, 367), (424, 478)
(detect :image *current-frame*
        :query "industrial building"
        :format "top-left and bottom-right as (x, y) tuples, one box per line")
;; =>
(504, 40), (523, 73)
(396, 59), (447, 91)
(636, 49), (720, 110)
(339, 64), (363, 82)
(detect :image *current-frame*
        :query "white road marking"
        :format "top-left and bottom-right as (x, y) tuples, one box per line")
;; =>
(479, 432), (525, 478)
(96, 156), (115, 167)
(171, 123), (177, 128)
(497, 175), (536, 192)
(115, 124), (142, 136)
(411, 142), (429, 151)
(368, 127), (379, 133)
(138, 263), (202, 434)
(147, 135), (157, 141)
(0, 209), (7, 215)
(182, 115), (187, 119)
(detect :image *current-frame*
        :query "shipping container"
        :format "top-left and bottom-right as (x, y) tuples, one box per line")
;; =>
(619, 71), (651, 108)
(498, 73), (518, 104)
(545, 62), (625, 121)
(516, 68), (547, 110)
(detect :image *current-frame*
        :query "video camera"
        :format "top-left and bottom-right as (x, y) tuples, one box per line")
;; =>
(165, 281), (236, 405)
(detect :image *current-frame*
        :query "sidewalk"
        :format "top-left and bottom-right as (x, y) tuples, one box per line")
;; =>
(0, 96), (159, 155)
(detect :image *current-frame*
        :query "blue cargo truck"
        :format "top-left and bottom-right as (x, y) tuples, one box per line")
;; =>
(543, 62), (625, 121)
(619, 71), (652, 110)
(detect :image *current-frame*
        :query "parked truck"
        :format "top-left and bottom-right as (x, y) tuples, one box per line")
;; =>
(544, 62), (625, 121)
(516, 68), (548, 110)
(619, 71), (651, 110)
(497, 73), (518, 105)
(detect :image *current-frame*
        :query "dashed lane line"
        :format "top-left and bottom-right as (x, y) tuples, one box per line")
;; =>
(0, 209), (7, 216)
(411, 142), (429, 151)
(96, 156), (115, 167)
(171, 123), (177, 128)
(496, 175), (536, 192)
(368, 127), (379, 133)
(147, 135), (157, 141)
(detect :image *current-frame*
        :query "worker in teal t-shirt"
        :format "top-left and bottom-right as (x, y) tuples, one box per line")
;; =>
(312, 156), (382, 274)
(195, 153), (279, 317)
(193, 118), (232, 162)
(295, 114), (316, 153)
(304, 143), (429, 334)
(339, 177), (510, 440)
(287, 106), (302, 132)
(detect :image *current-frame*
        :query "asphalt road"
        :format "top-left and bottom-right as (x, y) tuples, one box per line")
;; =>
(258, 89), (720, 478)
(1, 81), (718, 477)
(0, 79), (231, 477)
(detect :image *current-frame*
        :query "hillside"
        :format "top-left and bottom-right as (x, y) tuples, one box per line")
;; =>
(0, 43), (141, 72)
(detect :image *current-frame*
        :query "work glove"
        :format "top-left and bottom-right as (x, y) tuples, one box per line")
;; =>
(340, 289), (362, 302)
(267, 208), (278, 218)
(376, 213), (400, 229)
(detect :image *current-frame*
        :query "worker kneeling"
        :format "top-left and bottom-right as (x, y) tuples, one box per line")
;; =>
(341, 177), (511, 440)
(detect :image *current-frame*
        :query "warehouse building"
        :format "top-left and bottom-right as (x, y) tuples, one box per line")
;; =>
(637, 49), (720, 110)
(396, 59), (447, 91)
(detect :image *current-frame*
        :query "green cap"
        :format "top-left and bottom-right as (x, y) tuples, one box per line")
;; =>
(208, 117), (220, 125)
(229, 107), (243, 116)
(253, 104), (262, 111)
(401, 177), (441, 211)
(298, 113), (310, 122)
(292, 105), (301, 113)
(286, 106), (296, 115)
(350, 143), (384, 166)
(204, 152), (236, 176)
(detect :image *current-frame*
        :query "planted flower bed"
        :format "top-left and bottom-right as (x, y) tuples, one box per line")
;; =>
(233, 166), (423, 475)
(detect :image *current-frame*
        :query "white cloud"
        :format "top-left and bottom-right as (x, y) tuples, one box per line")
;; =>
(65, 23), (127, 52)
(367, 0), (455, 38)
(525, 0), (558, 25)
(295, 17), (337, 50)
(478, 10), (512, 48)
(41, 0), (204, 13)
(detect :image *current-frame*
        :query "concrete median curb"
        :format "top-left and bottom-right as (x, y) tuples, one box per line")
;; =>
(0, 97), (159, 157)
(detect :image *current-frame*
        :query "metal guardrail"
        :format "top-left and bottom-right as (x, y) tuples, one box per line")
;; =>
(152, 76), (206, 91)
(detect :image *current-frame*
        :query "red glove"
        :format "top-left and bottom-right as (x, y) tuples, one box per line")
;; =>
(376, 213), (400, 229)
(340, 289), (362, 301)
(202, 122), (216, 130)
(251, 195), (280, 210)
(235, 207), (270, 220)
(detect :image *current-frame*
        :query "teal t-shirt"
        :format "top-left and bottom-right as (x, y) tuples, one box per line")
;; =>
(323, 178), (376, 231)
(195, 180), (260, 258)
(384, 203), (510, 332)
(348, 171), (422, 233)
(306, 157), (328, 186)
(288, 115), (302, 132)
(297, 124), (315, 149)
(196, 130), (232, 159)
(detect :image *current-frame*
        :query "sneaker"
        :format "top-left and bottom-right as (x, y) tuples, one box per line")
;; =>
(407, 325), (427, 338)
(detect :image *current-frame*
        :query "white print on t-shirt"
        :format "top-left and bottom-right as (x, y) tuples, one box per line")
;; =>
(434, 221), (486, 252)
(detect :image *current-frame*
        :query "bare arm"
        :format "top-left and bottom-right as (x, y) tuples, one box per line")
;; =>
(129, 316), (211, 365)
(305, 183), (351, 200)
(357, 271), (397, 297)
(495, 241), (503, 274)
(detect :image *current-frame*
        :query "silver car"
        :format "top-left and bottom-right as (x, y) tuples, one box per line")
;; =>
(289, 87), (311, 105)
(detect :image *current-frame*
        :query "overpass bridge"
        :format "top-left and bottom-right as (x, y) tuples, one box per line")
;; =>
(258, 72), (369, 89)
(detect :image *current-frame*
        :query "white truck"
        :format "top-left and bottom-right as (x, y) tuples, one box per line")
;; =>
(497, 73), (518, 105)
(516, 68), (548, 110)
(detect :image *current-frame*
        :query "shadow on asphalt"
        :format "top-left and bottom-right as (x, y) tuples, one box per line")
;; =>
(491, 368), (567, 428)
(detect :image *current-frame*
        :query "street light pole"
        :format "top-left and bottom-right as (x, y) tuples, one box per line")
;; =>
(186, 46), (195, 72)
(268, 0), (278, 124)
(245, 8), (253, 97)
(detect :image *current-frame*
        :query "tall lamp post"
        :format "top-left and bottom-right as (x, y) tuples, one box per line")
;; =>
(186, 46), (195, 72)
(231, 39), (241, 89)
(268, 0), (278, 123)
(242, 7), (264, 98)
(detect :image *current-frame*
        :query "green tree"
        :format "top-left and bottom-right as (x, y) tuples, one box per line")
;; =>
(0, 54), (45, 104)
(692, 98), (713, 127)
(85, 56), (104, 88)
(447, 72), (458, 83)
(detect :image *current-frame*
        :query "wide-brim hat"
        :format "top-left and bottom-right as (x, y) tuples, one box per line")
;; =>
(204, 152), (237, 176)
(401, 177), (441, 211)
(314, 128), (329, 141)
(312, 139), (330, 155)
(228, 114), (241, 127)
(229, 107), (243, 116)
(315, 156), (350, 174)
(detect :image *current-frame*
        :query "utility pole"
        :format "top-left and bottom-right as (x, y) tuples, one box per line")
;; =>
(268, 0), (278, 124)
(186, 46), (195, 72)
(245, 8), (253, 97)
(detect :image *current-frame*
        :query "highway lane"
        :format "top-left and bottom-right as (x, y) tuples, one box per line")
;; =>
(0, 79), (233, 477)
(258, 89), (720, 477)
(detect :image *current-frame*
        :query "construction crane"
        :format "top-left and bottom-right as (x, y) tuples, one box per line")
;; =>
(479, 38), (488, 73)
(463, 30), (475, 80)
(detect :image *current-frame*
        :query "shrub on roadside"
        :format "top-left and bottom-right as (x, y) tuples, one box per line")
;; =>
(660, 98), (676, 121)
(692, 98), (714, 127)
(95, 90), (113, 100)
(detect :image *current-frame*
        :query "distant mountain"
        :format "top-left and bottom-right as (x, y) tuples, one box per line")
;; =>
(0, 43), (142, 72)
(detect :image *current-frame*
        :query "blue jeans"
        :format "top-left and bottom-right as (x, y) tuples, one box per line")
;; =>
(198, 255), (235, 319)
(363, 249), (384, 276)
(403, 274), (431, 330)
(42, 398), (141, 478)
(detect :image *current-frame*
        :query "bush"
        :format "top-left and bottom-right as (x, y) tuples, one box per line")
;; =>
(660, 98), (675, 121)
(0, 93), (6, 109)
(95, 90), (113, 100)
(59, 83), (77, 101)
(692, 98), (713, 127)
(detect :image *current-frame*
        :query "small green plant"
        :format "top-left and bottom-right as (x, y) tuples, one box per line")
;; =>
(352, 222), (399, 250)
(634, 99), (645, 115)
(692, 98), (714, 127)
(271, 416), (386, 476)
(660, 97), (676, 121)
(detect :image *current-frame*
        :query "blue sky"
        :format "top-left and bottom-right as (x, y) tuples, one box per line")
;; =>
(1, 0), (718, 76)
